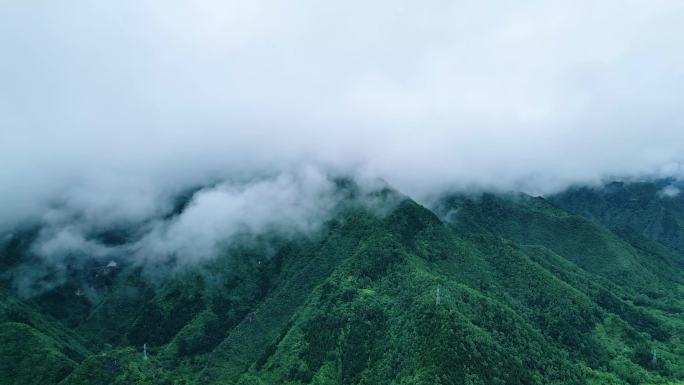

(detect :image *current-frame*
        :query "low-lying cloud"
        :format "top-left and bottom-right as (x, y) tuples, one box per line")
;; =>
(2, 1), (684, 280)
(6, 167), (364, 297)
(133, 167), (339, 264)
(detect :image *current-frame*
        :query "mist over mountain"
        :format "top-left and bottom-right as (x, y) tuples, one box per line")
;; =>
(2, 0), (684, 235)
(1, 169), (406, 298)
(3, 178), (684, 384)
(3, 1), (684, 385)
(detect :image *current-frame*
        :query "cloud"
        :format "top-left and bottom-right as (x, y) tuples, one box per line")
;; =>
(1, 1), (684, 235)
(132, 166), (339, 265)
(659, 185), (681, 198)
(6, 167), (356, 296)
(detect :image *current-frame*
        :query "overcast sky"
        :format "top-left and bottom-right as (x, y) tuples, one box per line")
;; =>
(2, 0), (684, 233)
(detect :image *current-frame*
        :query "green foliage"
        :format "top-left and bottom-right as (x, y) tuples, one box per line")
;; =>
(3, 181), (684, 384)
(60, 347), (174, 385)
(0, 322), (76, 385)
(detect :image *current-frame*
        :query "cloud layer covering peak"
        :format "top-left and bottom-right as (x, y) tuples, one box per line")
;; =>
(2, 0), (684, 233)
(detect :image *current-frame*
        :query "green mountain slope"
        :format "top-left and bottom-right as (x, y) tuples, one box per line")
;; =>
(2, 181), (684, 384)
(551, 180), (684, 257)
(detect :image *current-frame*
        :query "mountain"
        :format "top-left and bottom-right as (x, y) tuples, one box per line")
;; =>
(551, 180), (684, 256)
(3, 181), (684, 385)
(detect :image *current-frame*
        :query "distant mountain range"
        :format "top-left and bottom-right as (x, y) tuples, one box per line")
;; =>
(3, 180), (684, 385)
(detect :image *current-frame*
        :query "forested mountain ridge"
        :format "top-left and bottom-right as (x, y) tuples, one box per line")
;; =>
(2, 181), (684, 385)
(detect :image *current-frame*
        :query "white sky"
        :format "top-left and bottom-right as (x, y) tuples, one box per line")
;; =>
(2, 0), (684, 231)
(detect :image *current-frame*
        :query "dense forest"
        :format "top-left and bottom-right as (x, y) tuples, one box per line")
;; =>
(3, 180), (684, 385)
